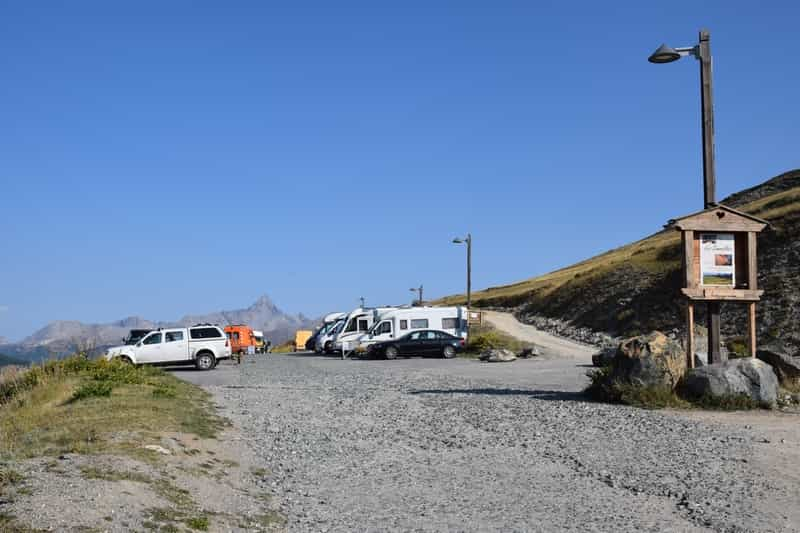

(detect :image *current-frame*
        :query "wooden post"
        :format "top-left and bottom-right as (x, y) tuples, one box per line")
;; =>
(748, 302), (757, 357)
(687, 302), (695, 369)
(708, 301), (723, 363)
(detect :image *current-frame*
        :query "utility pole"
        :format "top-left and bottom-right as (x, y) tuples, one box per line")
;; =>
(648, 29), (722, 364)
(698, 30), (722, 364)
(409, 285), (423, 306)
(359, 296), (365, 308)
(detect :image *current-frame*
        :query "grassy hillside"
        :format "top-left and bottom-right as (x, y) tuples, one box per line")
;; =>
(438, 169), (800, 350)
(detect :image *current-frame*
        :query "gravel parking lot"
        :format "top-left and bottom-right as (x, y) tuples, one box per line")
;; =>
(179, 353), (800, 533)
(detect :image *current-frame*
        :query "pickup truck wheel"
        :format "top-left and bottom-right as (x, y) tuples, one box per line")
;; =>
(119, 356), (134, 366)
(442, 345), (456, 359)
(195, 352), (215, 371)
(385, 346), (399, 360)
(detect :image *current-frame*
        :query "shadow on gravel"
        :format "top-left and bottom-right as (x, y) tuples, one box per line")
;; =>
(408, 388), (588, 403)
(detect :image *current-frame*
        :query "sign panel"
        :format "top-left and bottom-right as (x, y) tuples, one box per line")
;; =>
(700, 233), (735, 286)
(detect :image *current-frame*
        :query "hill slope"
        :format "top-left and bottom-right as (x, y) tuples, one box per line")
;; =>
(439, 169), (800, 352)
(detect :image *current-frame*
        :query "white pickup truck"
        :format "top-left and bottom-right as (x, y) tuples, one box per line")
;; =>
(104, 325), (231, 370)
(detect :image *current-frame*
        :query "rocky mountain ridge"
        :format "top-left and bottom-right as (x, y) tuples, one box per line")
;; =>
(1, 295), (317, 361)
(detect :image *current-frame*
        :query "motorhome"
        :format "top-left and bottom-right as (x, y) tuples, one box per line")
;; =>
(357, 306), (468, 350)
(315, 318), (345, 353)
(307, 312), (346, 352)
(331, 306), (397, 353)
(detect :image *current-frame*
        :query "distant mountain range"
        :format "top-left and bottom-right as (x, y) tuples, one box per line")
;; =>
(0, 295), (318, 363)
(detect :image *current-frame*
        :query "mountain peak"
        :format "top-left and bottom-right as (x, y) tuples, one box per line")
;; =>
(249, 295), (278, 312)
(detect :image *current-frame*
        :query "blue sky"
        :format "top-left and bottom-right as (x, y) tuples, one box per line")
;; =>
(1, 1), (798, 341)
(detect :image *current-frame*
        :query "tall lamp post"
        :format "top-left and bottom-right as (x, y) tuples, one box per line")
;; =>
(648, 29), (722, 363)
(452, 233), (472, 309)
(409, 285), (423, 306)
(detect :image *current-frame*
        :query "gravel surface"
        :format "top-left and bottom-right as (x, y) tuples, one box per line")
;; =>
(185, 354), (799, 533)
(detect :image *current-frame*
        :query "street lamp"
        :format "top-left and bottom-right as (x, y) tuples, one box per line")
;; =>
(452, 233), (472, 309)
(648, 29), (722, 363)
(409, 285), (423, 306)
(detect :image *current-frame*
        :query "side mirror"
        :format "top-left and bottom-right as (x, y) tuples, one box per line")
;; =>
(136, 342), (143, 347)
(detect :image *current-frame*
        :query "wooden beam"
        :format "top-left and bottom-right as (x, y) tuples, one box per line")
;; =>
(748, 232), (758, 290)
(687, 302), (695, 369)
(748, 302), (757, 357)
(683, 230), (695, 288)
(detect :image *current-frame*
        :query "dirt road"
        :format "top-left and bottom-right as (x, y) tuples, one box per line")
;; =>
(482, 310), (596, 359)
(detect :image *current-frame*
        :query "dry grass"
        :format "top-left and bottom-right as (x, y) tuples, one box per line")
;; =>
(436, 184), (800, 308)
(0, 356), (227, 460)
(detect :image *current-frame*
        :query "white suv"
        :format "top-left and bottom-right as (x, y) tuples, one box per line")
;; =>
(104, 324), (231, 370)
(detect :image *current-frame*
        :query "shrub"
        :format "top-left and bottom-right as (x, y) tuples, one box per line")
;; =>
(72, 381), (113, 401)
(466, 325), (529, 353)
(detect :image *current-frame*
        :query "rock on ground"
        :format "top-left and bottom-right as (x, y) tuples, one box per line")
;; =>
(683, 358), (779, 407)
(612, 331), (686, 389)
(757, 344), (800, 386)
(480, 348), (517, 362)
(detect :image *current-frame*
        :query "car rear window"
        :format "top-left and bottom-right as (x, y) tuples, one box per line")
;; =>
(190, 327), (223, 339)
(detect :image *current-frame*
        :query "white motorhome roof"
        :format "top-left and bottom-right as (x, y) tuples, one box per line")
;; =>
(323, 312), (346, 323)
(252, 330), (264, 337)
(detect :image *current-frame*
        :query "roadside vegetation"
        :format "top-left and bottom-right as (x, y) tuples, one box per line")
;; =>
(463, 324), (534, 356)
(0, 355), (226, 459)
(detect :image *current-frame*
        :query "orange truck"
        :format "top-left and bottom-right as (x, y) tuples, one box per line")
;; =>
(224, 325), (256, 360)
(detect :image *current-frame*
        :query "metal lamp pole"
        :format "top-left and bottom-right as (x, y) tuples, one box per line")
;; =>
(452, 233), (472, 309)
(409, 285), (423, 306)
(649, 29), (722, 363)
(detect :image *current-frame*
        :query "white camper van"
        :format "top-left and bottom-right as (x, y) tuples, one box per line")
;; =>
(331, 306), (397, 353)
(308, 312), (345, 352)
(316, 318), (345, 353)
(358, 306), (468, 350)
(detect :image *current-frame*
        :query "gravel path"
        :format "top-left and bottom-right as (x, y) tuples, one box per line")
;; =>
(180, 353), (800, 533)
(482, 311), (596, 359)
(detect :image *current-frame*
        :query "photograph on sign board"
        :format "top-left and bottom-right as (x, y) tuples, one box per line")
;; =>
(700, 233), (735, 286)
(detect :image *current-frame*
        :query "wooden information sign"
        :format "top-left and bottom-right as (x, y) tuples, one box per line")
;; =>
(666, 205), (768, 368)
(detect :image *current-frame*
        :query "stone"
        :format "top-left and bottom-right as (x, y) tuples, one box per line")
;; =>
(592, 347), (616, 367)
(518, 346), (541, 358)
(682, 358), (779, 407)
(611, 331), (686, 389)
(756, 343), (800, 386)
(143, 444), (172, 455)
(479, 348), (517, 363)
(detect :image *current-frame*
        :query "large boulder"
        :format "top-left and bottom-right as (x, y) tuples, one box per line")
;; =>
(682, 358), (779, 407)
(611, 331), (686, 389)
(479, 348), (517, 363)
(756, 344), (800, 386)
(592, 346), (616, 367)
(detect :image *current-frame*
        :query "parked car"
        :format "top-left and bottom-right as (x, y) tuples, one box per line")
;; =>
(105, 324), (231, 370)
(367, 329), (465, 360)
(123, 329), (152, 345)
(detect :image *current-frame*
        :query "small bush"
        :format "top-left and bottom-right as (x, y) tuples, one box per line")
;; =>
(185, 516), (210, 531)
(0, 466), (23, 488)
(693, 393), (762, 410)
(585, 367), (690, 408)
(467, 325), (529, 353)
(72, 381), (113, 401)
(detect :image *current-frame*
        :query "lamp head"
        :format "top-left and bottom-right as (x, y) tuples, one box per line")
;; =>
(648, 43), (681, 64)
(452, 238), (464, 244)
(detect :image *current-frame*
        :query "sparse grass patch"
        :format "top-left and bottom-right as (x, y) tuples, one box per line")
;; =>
(0, 356), (226, 460)
(693, 393), (762, 410)
(185, 515), (210, 531)
(79, 466), (151, 484)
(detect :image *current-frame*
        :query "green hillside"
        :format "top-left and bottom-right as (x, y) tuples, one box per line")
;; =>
(438, 169), (800, 350)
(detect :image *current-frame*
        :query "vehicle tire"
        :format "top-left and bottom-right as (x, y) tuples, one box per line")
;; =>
(119, 356), (134, 366)
(195, 352), (215, 371)
(324, 341), (332, 353)
(385, 346), (399, 360)
(442, 345), (456, 359)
